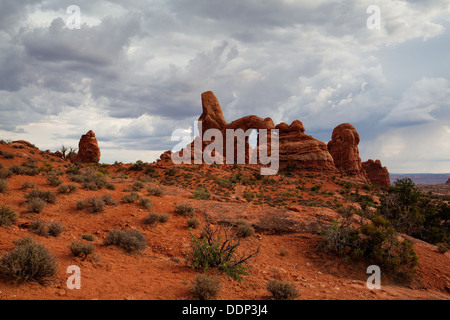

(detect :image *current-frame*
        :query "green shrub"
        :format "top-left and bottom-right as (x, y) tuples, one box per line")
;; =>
(190, 273), (222, 300)
(267, 279), (300, 300)
(68, 241), (95, 260)
(175, 203), (195, 217)
(0, 178), (7, 193)
(0, 206), (17, 227)
(243, 191), (255, 202)
(192, 187), (210, 200)
(186, 220), (260, 281)
(0, 236), (58, 285)
(104, 229), (147, 253)
(318, 215), (418, 281)
(143, 212), (170, 226)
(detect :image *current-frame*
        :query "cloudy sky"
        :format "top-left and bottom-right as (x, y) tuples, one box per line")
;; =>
(0, 0), (449, 173)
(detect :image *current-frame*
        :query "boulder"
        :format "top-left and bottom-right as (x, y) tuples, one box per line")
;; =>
(76, 130), (101, 163)
(362, 159), (390, 187)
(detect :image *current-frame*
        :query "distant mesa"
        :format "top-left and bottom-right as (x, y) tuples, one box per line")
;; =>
(75, 130), (101, 164)
(162, 90), (390, 187)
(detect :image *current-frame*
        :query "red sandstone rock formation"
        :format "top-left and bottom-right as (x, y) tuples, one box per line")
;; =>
(164, 91), (389, 177)
(446, 178), (450, 185)
(276, 121), (336, 171)
(327, 123), (367, 178)
(362, 159), (390, 187)
(76, 130), (101, 163)
(198, 91), (227, 135)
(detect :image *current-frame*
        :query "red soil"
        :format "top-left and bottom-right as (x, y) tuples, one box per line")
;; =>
(0, 142), (449, 300)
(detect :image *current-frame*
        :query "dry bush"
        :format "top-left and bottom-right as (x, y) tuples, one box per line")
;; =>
(190, 273), (222, 300)
(0, 237), (58, 285)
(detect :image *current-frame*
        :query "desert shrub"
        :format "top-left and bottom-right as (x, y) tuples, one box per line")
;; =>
(0, 236), (58, 285)
(147, 186), (163, 197)
(68, 241), (95, 260)
(100, 194), (118, 206)
(190, 273), (222, 300)
(379, 178), (450, 246)
(122, 192), (140, 203)
(175, 203), (195, 217)
(0, 179), (7, 193)
(81, 233), (95, 241)
(30, 219), (47, 236)
(57, 184), (69, 193)
(76, 200), (87, 210)
(21, 181), (35, 190)
(0, 206), (17, 227)
(0, 168), (12, 179)
(128, 160), (147, 171)
(137, 198), (152, 210)
(69, 169), (109, 190)
(267, 279), (300, 300)
(1, 151), (14, 159)
(104, 229), (147, 253)
(27, 197), (47, 213)
(20, 163), (40, 176)
(318, 220), (360, 256)
(318, 215), (418, 281)
(132, 181), (145, 191)
(86, 197), (105, 213)
(143, 212), (170, 226)
(58, 184), (77, 194)
(187, 218), (200, 229)
(25, 189), (57, 204)
(40, 161), (53, 173)
(437, 243), (449, 253)
(192, 187), (210, 200)
(235, 220), (255, 238)
(186, 219), (260, 281)
(47, 221), (64, 237)
(46, 174), (63, 187)
(243, 191), (255, 202)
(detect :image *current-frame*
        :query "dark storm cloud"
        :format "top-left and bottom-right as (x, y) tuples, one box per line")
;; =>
(0, 0), (449, 169)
